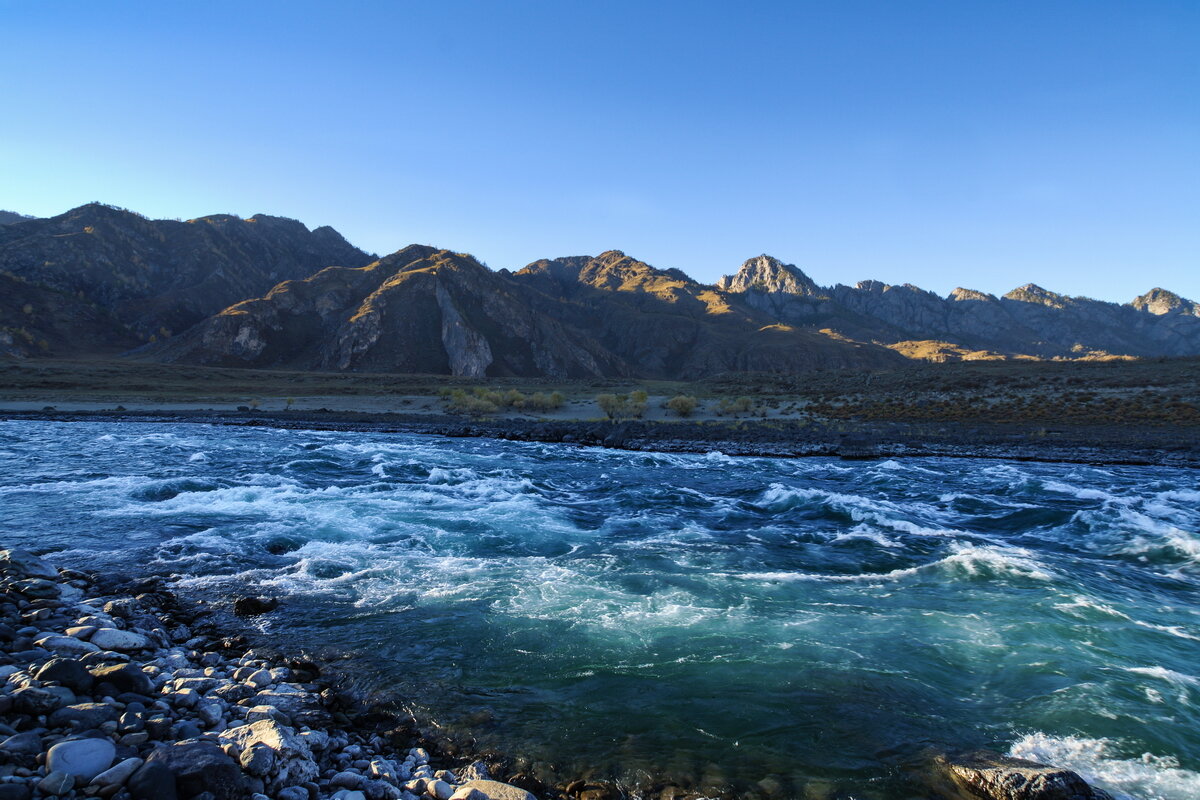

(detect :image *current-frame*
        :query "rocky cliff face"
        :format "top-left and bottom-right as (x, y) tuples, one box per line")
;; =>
(0, 203), (372, 354)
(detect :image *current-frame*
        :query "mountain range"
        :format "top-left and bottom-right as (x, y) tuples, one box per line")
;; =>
(2, 203), (1198, 376)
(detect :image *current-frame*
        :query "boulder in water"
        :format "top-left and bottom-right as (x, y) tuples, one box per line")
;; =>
(933, 750), (1113, 800)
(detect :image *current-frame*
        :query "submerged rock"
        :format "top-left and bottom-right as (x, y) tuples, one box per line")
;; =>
(233, 596), (280, 616)
(934, 750), (1114, 800)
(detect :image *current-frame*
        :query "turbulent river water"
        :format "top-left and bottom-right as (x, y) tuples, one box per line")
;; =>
(2, 421), (1199, 800)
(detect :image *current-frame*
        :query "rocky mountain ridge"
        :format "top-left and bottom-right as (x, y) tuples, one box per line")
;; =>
(2, 203), (1198, 372)
(0, 204), (372, 358)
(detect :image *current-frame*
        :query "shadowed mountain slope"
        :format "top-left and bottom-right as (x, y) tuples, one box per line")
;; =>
(0, 203), (372, 355)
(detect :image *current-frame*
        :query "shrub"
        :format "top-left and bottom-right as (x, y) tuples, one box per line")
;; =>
(717, 395), (755, 416)
(517, 391), (565, 413)
(596, 392), (647, 420)
(446, 389), (498, 416)
(666, 394), (698, 417)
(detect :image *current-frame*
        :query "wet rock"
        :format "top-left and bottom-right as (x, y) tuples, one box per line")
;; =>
(934, 750), (1114, 800)
(89, 627), (151, 651)
(46, 736), (117, 782)
(277, 787), (309, 800)
(233, 597), (279, 616)
(10, 578), (59, 599)
(145, 740), (245, 800)
(0, 549), (58, 579)
(34, 658), (94, 692)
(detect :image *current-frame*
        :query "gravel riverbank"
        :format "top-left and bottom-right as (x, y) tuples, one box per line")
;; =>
(0, 547), (578, 800)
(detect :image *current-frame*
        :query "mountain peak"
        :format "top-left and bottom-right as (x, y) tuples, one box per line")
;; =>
(1004, 283), (1066, 307)
(1133, 287), (1199, 316)
(717, 255), (821, 296)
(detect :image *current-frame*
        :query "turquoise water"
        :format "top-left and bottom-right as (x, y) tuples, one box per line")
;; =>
(2, 421), (1199, 800)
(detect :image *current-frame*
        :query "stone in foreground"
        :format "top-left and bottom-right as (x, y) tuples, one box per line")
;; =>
(450, 780), (537, 800)
(934, 750), (1114, 800)
(45, 736), (117, 782)
(145, 740), (246, 800)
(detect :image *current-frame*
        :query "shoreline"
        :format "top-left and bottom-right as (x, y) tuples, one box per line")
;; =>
(0, 546), (616, 800)
(2, 551), (1123, 800)
(2, 407), (1199, 468)
(0, 548), (1121, 800)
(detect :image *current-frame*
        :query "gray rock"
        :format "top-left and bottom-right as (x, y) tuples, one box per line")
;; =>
(218, 718), (318, 787)
(89, 662), (153, 694)
(244, 704), (288, 724)
(0, 548), (58, 579)
(333, 770), (365, 788)
(92, 756), (144, 787)
(46, 736), (117, 782)
(145, 740), (245, 800)
(458, 762), (489, 782)
(0, 731), (42, 754)
(10, 578), (59, 599)
(0, 782), (33, 800)
(89, 628), (151, 651)
(427, 779), (454, 800)
(277, 787), (309, 800)
(128, 760), (178, 800)
(196, 698), (224, 727)
(449, 780), (537, 800)
(36, 770), (74, 796)
(239, 743), (275, 777)
(12, 686), (63, 715)
(934, 750), (1114, 800)
(33, 633), (98, 655)
(332, 792), (368, 800)
(365, 780), (406, 800)
(34, 658), (94, 692)
(48, 701), (120, 729)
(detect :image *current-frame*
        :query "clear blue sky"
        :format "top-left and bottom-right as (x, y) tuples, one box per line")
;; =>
(2, 1), (1197, 302)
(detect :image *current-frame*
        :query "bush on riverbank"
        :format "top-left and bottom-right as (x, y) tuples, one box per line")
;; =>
(597, 390), (648, 420)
